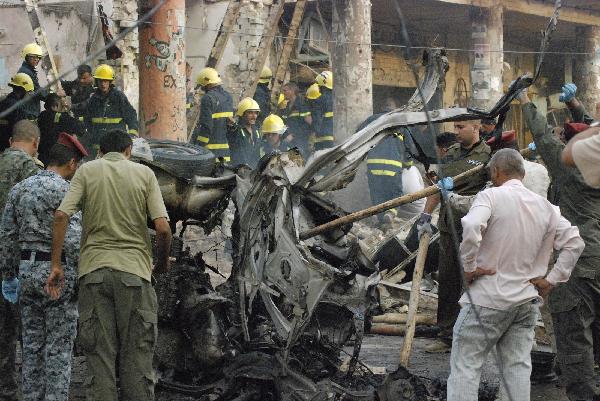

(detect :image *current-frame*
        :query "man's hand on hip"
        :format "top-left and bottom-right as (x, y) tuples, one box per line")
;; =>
(530, 277), (554, 297)
(464, 267), (496, 285)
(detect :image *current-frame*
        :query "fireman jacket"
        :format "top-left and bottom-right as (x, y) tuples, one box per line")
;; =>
(18, 61), (47, 118)
(253, 83), (271, 126)
(227, 123), (261, 168)
(0, 92), (33, 151)
(83, 87), (138, 155)
(312, 87), (334, 151)
(282, 96), (311, 157)
(192, 86), (234, 162)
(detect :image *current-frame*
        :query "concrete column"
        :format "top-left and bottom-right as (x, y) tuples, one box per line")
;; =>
(330, 0), (373, 211)
(112, 0), (140, 112)
(139, 0), (187, 141)
(331, 0), (373, 141)
(574, 26), (600, 119)
(469, 5), (503, 110)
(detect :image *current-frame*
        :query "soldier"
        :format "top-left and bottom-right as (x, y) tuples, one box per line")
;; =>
(518, 88), (600, 401)
(60, 64), (95, 120)
(281, 82), (312, 157)
(312, 71), (334, 151)
(46, 130), (172, 400)
(37, 93), (85, 165)
(191, 67), (234, 162)
(84, 64), (138, 157)
(0, 73), (35, 151)
(417, 119), (491, 353)
(254, 66), (272, 126)
(0, 134), (86, 401)
(18, 43), (48, 118)
(0, 120), (41, 401)
(228, 97), (261, 168)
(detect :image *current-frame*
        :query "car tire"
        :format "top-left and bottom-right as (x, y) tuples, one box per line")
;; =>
(148, 140), (215, 180)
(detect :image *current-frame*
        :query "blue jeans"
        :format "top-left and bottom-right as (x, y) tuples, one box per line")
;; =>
(447, 301), (539, 401)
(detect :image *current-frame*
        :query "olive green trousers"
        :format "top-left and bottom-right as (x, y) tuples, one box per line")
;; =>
(78, 268), (157, 401)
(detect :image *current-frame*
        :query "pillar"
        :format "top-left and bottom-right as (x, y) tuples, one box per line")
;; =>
(469, 5), (503, 110)
(139, 0), (187, 141)
(112, 0), (140, 112)
(331, 0), (373, 142)
(330, 0), (373, 211)
(574, 26), (600, 119)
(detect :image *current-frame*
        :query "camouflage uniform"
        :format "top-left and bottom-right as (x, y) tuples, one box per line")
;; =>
(0, 170), (82, 401)
(437, 140), (491, 338)
(524, 102), (600, 401)
(0, 148), (40, 401)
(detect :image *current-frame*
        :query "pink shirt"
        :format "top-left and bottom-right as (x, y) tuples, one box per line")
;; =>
(459, 179), (584, 310)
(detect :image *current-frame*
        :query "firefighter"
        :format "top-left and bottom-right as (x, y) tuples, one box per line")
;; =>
(305, 83), (321, 153)
(83, 64), (138, 157)
(60, 64), (95, 120)
(18, 43), (47, 118)
(281, 82), (311, 157)
(191, 67), (234, 162)
(312, 71), (334, 151)
(0, 73), (35, 151)
(260, 114), (289, 157)
(37, 93), (85, 165)
(254, 66), (272, 126)
(228, 97), (261, 168)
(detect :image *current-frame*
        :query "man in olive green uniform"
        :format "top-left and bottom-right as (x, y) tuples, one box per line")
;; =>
(46, 130), (172, 400)
(417, 120), (491, 353)
(519, 89), (600, 401)
(0, 120), (41, 401)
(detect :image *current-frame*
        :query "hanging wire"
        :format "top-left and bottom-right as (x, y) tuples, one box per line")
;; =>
(0, 0), (594, 56)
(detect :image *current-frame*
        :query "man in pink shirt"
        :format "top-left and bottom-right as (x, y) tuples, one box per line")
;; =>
(447, 149), (585, 401)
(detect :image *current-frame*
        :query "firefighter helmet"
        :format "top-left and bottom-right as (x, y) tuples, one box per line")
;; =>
(258, 66), (272, 84)
(306, 83), (321, 100)
(9, 73), (34, 92)
(196, 67), (222, 87)
(93, 64), (115, 81)
(21, 43), (43, 59)
(236, 97), (260, 117)
(277, 93), (287, 109)
(315, 71), (333, 89)
(261, 114), (286, 135)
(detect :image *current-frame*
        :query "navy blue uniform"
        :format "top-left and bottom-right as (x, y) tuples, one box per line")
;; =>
(83, 87), (138, 156)
(191, 86), (234, 162)
(227, 124), (261, 168)
(282, 96), (311, 157)
(18, 61), (47, 118)
(254, 83), (271, 126)
(37, 110), (85, 165)
(312, 87), (334, 150)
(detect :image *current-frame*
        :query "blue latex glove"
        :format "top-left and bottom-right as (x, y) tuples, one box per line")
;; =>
(416, 213), (433, 240)
(437, 177), (454, 194)
(2, 278), (19, 304)
(528, 142), (537, 152)
(559, 83), (577, 103)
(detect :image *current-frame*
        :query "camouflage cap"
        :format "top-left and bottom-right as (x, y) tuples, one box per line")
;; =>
(57, 133), (88, 158)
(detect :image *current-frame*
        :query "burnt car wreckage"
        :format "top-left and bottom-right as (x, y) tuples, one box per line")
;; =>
(127, 7), (559, 400)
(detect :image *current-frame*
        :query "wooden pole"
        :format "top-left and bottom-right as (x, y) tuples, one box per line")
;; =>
(270, 0), (307, 106)
(399, 232), (431, 368)
(206, 0), (241, 69)
(298, 164), (485, 240)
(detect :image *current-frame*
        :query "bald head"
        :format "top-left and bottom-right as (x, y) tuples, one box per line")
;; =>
(489, 148), (525, 186)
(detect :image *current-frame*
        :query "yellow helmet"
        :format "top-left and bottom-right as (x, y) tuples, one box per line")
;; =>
(93, 64), (115, 81)
(236, 97), (260, 117)
(277, 93), (288, 109)
(261, 114), (286, 135)
(258, 66), (272, 84)
(315, 71), (333, 89)
(196, 67), (222, 87)
(9, 73), (34, 92)
(21, 43), (43, 59)
(306, 83), (321, 100)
